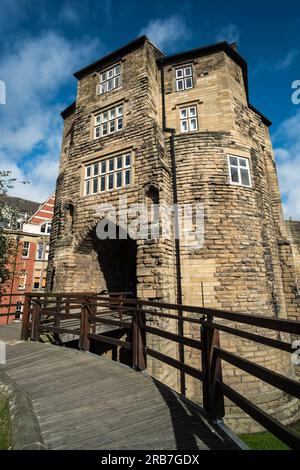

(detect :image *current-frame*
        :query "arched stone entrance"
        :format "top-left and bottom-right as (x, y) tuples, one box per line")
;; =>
(94, 237), (137, 296)
(74, 220), (137, 295)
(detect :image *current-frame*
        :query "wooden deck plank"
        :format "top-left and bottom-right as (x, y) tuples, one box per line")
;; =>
(0, 324), (238, 450)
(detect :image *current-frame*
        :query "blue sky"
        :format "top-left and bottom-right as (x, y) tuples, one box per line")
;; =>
(0, 0), (300, 218)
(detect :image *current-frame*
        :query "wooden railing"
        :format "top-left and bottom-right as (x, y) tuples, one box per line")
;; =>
(0, 293), (25, 323)
(20, 292), (300, 449)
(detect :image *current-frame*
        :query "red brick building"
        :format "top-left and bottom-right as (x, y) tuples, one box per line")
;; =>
(0, 194), (54, 324)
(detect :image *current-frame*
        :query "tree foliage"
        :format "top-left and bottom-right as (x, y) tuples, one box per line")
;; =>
(0, 171), (27, 292)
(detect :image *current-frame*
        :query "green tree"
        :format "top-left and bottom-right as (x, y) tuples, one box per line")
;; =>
(0, 171), (27, 293)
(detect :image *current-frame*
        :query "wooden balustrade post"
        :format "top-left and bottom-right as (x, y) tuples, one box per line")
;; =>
(90, 298), (97, 334)
(201, 318), (225, 419)
(31, 301), (41, 342)
(79, 300), (90, 351)
(132, 304), (147, 371)
(55, 297), (61, 329)
(65, 296), (70, 317)
(119, 293), (124, 321)
(20, 293), (31, 341)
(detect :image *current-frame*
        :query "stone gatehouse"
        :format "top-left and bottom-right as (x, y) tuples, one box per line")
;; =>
(48, 36), (300, 431)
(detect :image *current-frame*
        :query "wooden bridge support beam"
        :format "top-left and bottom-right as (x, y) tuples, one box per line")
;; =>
(79, 301), (90, 351)
(31, 301), (41, 342)
(132, 307), (147, 371)
(201, 320), (225, 420)
(20, 294), (31, 341)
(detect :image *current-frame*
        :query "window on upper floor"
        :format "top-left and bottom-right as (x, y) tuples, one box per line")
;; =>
(40, 222), (51, 234)
(228, 155), (252, 188)
(97, 64), (121, 95)
(94, 104), (123, 139)
(37, 242), (44, 260)
(84, 153), (131, 196)
(22, 241), (30, 258)
(33, 270), (47, 289)
(42, 272), (47, 288)
(18, 271), (27, 290)
(175, 65), (193, 91)
(180, 106), (198, 133)
(33, 270), (42, 289)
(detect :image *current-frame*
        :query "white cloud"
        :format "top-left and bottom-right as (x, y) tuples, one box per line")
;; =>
(273, 110), (300, 220)
(253, 50), (298, 75)
(0, 31), (103, 202)
(276, 50), (298, 70)
(0, 153), (58, 203)
(59, 3), (80, 25)
(215, 24), (240, 44)
(58, 0), (112, 25)
(139, 15), (189, 52)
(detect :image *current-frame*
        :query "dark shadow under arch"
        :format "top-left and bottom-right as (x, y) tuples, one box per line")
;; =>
(76, 220), (137, 296)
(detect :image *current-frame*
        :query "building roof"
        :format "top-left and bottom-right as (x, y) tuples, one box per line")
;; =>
(66, 36), (271, 127)
(27, 194), (55, 224)
(61, 101), (76, 119)
(2, 195), (40, 215)
(74, 35), (162, 80)
(157, 41), (248, 97)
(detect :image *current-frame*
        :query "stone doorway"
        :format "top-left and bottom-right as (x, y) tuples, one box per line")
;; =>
(74, 221), (137, 296)
(93, 235), (137, 296)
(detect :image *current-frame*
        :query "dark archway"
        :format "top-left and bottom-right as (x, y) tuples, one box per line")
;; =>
(75, 220), (137, 296)
(93, 234), (137, 297)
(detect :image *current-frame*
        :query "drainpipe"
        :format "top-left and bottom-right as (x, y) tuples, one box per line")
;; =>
(160, 61), (185, 396)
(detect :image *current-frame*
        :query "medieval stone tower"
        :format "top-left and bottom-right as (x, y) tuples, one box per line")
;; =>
(48, 36), (300, 431)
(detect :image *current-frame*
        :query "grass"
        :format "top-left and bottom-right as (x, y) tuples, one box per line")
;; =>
(0, 400), (10, 450)
(240, 421), (300, 450)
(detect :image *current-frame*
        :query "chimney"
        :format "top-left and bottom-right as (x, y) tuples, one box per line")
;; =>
(230, 42), (238, 51)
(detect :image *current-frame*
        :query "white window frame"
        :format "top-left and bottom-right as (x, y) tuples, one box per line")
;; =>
(45, 244), (49, 261)
(84, 153), (132, 196)
(98, 64), (121, 95)
(22, 241), (30, 258)
(179, 106), (198, 133)
(94, 104), (123, 139)
(18, 272), (27, 290)
(40, 222), (51, 234)
(37, 242), (44, 260)
(33, 270), (42, 290)
(175, 65), (193, 91)
(228, 155), (252, 188)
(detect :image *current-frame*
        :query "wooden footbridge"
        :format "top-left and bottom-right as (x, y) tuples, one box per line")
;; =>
(1, 292), (300, 450)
